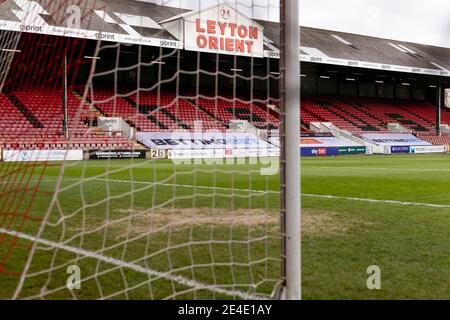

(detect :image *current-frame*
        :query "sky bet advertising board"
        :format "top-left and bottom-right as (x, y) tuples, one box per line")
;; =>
(300, 147), (339, 157)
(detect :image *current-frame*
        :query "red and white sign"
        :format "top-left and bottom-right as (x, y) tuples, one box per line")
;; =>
(183, 4), (264, 57)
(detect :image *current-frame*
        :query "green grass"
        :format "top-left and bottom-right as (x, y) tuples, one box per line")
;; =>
(2, 154), (450, 299)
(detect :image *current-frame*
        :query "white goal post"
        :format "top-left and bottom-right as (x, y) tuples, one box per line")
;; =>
(280, 0), (301, 300)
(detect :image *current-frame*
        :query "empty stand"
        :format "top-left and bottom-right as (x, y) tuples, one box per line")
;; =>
(196, 96), (279, 130)
(416, 134), (450, 146)
(299, 96), (438, 135)
(0, 87), (445, 151)
(0, 88), (132, 150)
(129, 92), (226, 131)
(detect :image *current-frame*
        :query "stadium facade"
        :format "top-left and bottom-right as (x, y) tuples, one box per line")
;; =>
(0, 0), (449, 158)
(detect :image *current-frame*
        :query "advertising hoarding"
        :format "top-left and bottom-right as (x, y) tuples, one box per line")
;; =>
(89, 150), (146, 160)
(300, 147), (339, 157)
(3, 150), (83, 162)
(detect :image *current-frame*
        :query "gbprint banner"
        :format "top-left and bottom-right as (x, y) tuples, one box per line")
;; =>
(337, 146), (367, 155)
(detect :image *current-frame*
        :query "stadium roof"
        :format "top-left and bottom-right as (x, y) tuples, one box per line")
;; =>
(0, 0), (448, 77)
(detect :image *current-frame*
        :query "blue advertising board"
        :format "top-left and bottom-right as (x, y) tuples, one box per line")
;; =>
(391, 146), (411, 154)
(300, 147), (339, 157)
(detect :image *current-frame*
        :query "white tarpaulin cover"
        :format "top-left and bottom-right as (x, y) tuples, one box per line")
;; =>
(137, 131), (274, 150)
(362, 134), (431, 146)
(269, 135), (359, 148)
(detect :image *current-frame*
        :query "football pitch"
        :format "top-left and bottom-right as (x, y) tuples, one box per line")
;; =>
(1, 154), (450, 299)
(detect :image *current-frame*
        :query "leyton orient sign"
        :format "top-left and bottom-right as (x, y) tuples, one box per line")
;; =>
(183, 4), (264, 57)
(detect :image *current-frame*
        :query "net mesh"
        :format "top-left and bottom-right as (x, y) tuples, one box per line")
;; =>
(0, 0), (284, 300)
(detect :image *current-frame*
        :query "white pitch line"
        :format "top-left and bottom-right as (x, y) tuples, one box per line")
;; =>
(302, 194), (450, 209)
(2, 176), (448, 209)
(94, 178), (278, 194)
(100, 178), (450, 209)
(0, 227), (264, 301)
(0, 178), (81, 185)
(306, 166), (450, 172)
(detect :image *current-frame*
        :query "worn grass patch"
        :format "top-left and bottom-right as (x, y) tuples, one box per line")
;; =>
(103, 207), (357, 239)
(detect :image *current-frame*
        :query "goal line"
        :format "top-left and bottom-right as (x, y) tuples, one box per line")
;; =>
(0, 227), (267, 301)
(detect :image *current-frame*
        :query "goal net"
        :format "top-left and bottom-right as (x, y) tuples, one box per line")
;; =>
(0, 0), (299, 300)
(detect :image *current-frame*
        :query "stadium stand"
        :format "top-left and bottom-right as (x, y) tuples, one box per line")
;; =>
(299, 96), (440, 135)
(128, 92), (226, 131)
(1, 86), (447, 149)
(195, 96), (279, 130)
(349, 97), (432, 132)
(88, 89), (167, 132)
(416, 134), (450, 146)
(0, 88), (132, 150)
(89, 90), (226, 132)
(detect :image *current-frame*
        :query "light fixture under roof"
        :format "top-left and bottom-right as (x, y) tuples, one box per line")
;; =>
(397, 44), (416, 54)
(345, 78), (356, 81)
(320, 76), (330, 79)
(401, 82), (410, 86)
(375, 80), (384, 84)
(388, 42), (408, 53)
(430, 62), (447, 71)
(84, 55), (101, 60)
(331, 34), (352, 46)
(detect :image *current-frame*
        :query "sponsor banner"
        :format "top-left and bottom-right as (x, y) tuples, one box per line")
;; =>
(3, 150), (83, 162)
(300, 147), (339, 157)
(362, 134), (431, 146)
(338, 146), (367, 155)
(168, 148), (279, 159)
(89, 150), (146, 160)
(0, 1), (182, 49)
(301, 133), (334, 138)
(263, 50), (450, 77)
(410, 145), (447, 154)
(181, 4), (264, 57)
(137, 132), (273, 150)
(390, 146), (411, 154)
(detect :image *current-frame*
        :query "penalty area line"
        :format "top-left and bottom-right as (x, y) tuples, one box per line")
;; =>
(302, 194), (450, 209)
(3, 177), (447, 209)
(100, 178), (450, 208)
(0, 228), (264, 300)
